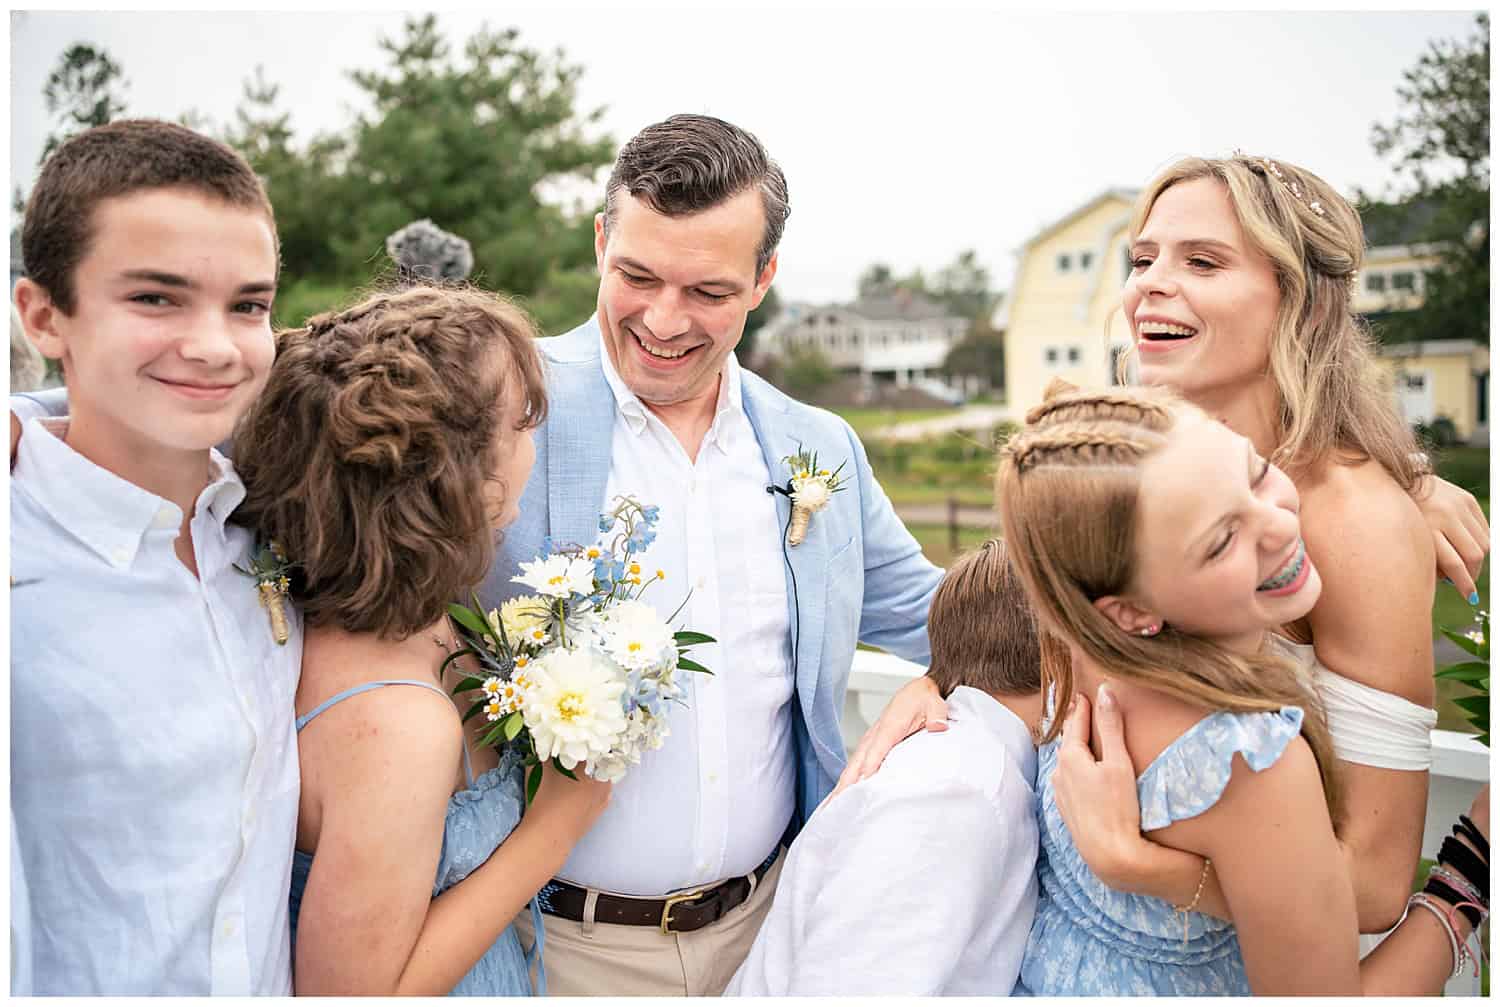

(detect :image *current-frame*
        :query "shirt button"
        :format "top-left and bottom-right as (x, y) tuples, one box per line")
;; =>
(222, 917), (239, 938)
(695, 577), (706, 590)
(151, 506), (178, 530)
(110, 547), (131, 566)
(708, 773), (719, 784)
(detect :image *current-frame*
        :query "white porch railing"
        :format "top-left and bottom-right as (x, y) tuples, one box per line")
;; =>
(843, 650), (1489, 995)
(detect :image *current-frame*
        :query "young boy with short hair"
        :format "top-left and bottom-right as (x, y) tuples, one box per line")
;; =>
(726, 538), (1048, 995)
(10, 119), (301, 994)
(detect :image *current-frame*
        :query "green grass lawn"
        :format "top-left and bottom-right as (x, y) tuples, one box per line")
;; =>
(835, 407), (953, 438)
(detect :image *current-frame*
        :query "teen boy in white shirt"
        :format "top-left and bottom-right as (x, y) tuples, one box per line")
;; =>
(10, 120), (300, 995)
(727, 538), (1046, 995)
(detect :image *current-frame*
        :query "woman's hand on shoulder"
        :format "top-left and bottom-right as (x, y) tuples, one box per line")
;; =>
(1052, 686), (1148, 890)
(1415, 473), (1489, 603)
(833, 675), (947, 797)
(523, 761), (611, 842)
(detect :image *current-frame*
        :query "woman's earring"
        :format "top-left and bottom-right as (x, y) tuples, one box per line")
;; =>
(1140, 623), (1161, 637)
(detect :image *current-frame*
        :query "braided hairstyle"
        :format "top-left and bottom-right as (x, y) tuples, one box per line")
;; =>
(997, 378), (1343, 825)
(232, 283), (547, 640)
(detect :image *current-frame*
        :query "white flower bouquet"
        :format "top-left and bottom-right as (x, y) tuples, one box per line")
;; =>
(445, 496), (713, 797)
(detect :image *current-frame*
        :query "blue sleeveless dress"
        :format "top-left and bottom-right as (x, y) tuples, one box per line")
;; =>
(1015, 705), (1305, 996)
(286, 680), (545, 996)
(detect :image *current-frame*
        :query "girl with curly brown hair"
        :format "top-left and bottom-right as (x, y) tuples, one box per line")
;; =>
(233, 284), (610, 995)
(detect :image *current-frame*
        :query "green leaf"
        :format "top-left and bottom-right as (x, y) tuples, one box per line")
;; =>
(1435, 661), (1491, 685)
(438, 647), (480, 681)
(526, 763), (543, 805)
(502, 711), (524, 741)
(552, 758), (578, 781)
(1453, 695), (1490, 716)
(450, 675), (485, 694)
(448, 603), (496, 643)
(462, 698), (487, 724)
(479, 721), (507, 748)
(677, 656), (713, 675)
(673, 631), (716, 647)
(1438, 627), (1485, 658)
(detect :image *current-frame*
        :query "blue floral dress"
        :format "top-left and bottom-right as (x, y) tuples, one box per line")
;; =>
(286, 680), (543, 996)
(1014, 705), (1304, 996)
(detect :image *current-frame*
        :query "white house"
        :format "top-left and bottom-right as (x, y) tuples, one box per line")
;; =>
(757, 291), (971, 398)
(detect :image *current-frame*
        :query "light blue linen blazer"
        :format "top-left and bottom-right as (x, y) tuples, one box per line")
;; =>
(480, 318), (943, 831)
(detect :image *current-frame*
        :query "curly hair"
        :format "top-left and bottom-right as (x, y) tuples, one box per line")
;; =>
(232, 283), (547, 640)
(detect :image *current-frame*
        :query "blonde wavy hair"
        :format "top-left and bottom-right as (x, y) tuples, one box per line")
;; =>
(1121, 154), (1421, 490)
(996, 379), (1342, 825)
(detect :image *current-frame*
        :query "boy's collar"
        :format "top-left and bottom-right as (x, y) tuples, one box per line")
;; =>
(14, 417), (245, 571)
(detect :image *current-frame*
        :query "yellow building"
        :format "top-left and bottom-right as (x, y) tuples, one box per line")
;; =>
(1002, 189), (1137, 420)
(1004, 192), (1488, 444)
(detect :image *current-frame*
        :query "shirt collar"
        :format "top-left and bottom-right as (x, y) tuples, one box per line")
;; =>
(14, 417), (247, 571)
(948, 685), (1039, 787)
(597, 326), (746, 455)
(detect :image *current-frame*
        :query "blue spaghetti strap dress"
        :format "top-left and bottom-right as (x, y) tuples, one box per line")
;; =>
(1015, 705), (1305, 996)
(286, 679), (545, 996)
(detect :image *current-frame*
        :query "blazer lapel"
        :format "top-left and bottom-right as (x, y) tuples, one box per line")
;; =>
(742, 382), (827, 725)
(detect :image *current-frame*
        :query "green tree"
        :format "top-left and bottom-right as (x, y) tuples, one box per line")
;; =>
(223, 65), (350, 296)
(40, 43), (129, 163)
(778, 345), (835, 401)
(931, 249), (997, 322)
(941, 319), (1005, 393)
(334, 16), (614, 334)
(1365, 12), (1488, 346)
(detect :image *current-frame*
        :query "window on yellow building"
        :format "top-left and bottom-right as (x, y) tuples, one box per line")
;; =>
(1392, 272), (1416, 291)
(1045, 347), (1060, 366)
(1057, 253), (1072, 272)
(1079, 251), (1094, 271)
(1067, 346), (1081, 365)
(1366, 273), (1387, 292)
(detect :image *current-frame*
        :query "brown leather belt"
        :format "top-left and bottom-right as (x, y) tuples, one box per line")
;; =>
(535, 848), (781, 934)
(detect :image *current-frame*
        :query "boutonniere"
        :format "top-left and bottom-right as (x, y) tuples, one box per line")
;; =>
(779, 445), (847, 547)
(235, 540), (294, 645)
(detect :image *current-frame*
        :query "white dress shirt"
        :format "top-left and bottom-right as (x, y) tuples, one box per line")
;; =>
(556, 342), (793, 896)
(726, 686), (1040, 996)
(10, 418), (301, 994)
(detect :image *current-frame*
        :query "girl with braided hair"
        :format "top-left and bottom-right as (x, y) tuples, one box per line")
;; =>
(232, 284), (611, 995)
(1001, 382), (1482, 995)
(841, 154), (1488, 975)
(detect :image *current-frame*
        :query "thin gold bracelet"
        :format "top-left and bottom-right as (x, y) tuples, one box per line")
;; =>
(1173, 857), (1213, 945)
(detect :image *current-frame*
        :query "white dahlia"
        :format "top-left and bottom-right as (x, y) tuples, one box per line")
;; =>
(597, 599), (676, 672)
(523, 647), (628, 771)
(511, 554), (596, 600)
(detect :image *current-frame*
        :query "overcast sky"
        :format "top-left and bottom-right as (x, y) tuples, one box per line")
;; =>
(8, 8), (1482, 304)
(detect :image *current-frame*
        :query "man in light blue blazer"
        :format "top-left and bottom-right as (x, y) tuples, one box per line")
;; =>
(492, 115), (943, 995)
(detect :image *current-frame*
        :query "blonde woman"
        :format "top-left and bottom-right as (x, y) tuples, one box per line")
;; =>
(999, 382), (1485, 995)
(843, 154), (1486, 939)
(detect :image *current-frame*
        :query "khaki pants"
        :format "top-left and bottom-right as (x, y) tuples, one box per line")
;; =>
(514, 850), (785, 996)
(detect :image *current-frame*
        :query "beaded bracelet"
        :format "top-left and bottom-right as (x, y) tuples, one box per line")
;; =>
(1408, 892), (1470, 978)
(1429, 864), (1483, 910)
(1439, 835), (1490, 903)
